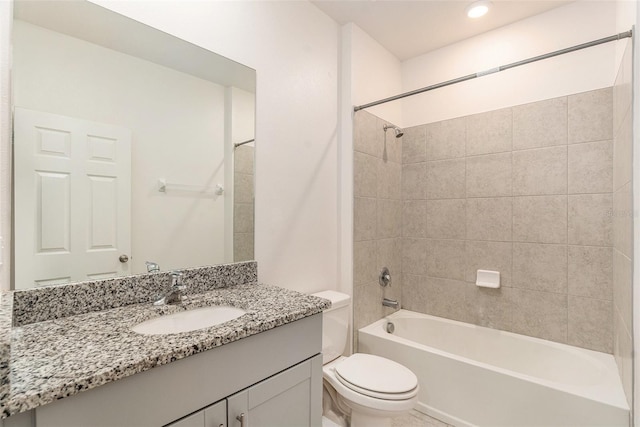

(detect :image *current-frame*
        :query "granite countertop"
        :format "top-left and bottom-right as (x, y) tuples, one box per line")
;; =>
(0, 292), (12, 415)
(0, 282), (330, 418)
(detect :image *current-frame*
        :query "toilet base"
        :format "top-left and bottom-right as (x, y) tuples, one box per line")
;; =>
(350, 411), (394, 427)
(337, 392), (409, 427)
(322, 416), (343, 427)
(324, 377), (415, 427)
(323, 382), (349, 426)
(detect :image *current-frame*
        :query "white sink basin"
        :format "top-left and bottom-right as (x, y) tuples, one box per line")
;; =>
(132, 306), (246, 335)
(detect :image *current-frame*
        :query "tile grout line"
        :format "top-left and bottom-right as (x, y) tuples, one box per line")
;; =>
(510, 106), (515, 331)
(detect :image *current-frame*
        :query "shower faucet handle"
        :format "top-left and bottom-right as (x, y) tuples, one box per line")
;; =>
(379, 267), (391, 287)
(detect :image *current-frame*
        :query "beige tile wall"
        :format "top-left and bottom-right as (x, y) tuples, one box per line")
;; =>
(399, 87), (614, 353)
(234, 145), (254, 261)
(612, 41), (633, 407)
(353, 85), (621, 356)
(353, 111), (403, 348)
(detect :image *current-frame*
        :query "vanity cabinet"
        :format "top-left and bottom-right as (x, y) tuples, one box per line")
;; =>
(203, 401), (227, 427)
(169, 357), (316, 427)
(168, 399), (225, 427)
(5, 314), (323, 427)
(168, 408), (210, 427)
(227, 356), (317, 427)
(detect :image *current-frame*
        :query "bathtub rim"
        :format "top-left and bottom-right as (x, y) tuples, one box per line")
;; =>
(358, 309), (629, 412)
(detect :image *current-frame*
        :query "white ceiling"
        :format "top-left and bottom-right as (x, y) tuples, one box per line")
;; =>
(312, 0), (573, 61)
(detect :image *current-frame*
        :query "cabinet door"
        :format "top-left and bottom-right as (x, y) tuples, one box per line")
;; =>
(166, 410), (205, 427)
(204, 400), (227, 427)
(227, 356), (322, 427)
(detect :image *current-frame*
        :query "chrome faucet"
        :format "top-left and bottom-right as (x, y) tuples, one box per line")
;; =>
(382, 298), (399, 309)
(154, 271), (185, 305)
(146, 261), (160, 273)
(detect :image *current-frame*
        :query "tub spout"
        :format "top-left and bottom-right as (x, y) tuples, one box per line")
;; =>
(382, 298), (399, 308)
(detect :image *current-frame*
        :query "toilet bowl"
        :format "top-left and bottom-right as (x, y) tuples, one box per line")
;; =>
(312, 291), (419, 427)
(324, 354), (418, 426)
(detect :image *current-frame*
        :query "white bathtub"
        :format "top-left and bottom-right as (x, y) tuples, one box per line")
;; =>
(358, 310), (629, 427)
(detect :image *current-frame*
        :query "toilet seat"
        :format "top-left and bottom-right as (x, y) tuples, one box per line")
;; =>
(334, 354), (418, 401)
(335, 373), (418, 401)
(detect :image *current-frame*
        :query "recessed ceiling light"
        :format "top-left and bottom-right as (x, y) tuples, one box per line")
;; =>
(466, 1), (491, 18)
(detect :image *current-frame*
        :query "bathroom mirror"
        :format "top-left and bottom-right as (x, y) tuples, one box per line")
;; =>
(11, 0), (256, 289)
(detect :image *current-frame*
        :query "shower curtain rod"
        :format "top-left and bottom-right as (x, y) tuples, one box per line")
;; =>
(354, 29), (633, 112)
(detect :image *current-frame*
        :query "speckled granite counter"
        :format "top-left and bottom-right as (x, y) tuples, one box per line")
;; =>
(0, 292), (12, 412)
(0, 263), (330, 419)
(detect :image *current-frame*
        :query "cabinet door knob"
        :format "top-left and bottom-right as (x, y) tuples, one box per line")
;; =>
(119, 254), (129, 263)
(236, 413), (246, 427)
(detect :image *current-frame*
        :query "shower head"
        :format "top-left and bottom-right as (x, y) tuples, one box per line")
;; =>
(383, 124), (404, 138)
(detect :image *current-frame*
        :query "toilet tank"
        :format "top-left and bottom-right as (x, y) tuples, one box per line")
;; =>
(312, 290), (350, 364)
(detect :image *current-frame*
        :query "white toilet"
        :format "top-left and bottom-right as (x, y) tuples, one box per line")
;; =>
(312, 290), (419, 427)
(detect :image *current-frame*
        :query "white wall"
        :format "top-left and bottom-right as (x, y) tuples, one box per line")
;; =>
(231, 89), (256, 149)
(347, 23), (403, 126)
(627, 0), (640, 421)
(615, 1), (636, 63)
(13, 20), (227, 275)
(0, 1), (11, 291)
(338, 23), (402, 298)
(90, 0), (340, 294)
(401, 0), (619, 126)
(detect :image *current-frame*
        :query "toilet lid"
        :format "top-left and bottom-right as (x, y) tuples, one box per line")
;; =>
(334, 353), (418, 397)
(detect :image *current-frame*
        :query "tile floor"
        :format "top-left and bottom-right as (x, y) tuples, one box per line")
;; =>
(392, 410), (454, 427)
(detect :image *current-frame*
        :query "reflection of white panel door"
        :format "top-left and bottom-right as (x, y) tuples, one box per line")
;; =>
(14, 108), (131, 289)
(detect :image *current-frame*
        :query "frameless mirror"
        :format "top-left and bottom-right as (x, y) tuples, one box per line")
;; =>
(11, 0), (256, 289)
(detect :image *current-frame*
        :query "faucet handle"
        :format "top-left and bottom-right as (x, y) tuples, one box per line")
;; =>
(379, 267), (392, 287)
(170, 271), (184, 288)
(145, 261), (160, 273)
